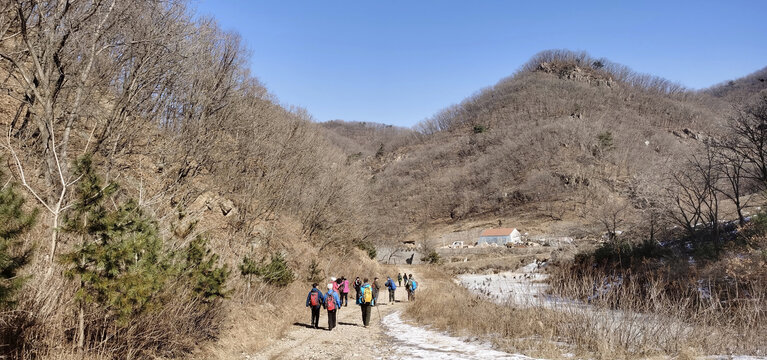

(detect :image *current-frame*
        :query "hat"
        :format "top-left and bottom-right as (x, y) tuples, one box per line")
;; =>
(330, 277), (337, 282)
(327, 283), (333, 290)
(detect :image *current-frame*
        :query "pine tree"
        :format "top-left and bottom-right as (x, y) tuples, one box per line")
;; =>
(62, 156), (230, 350)
(182, 236), (230, 301)
(0, 178), (37, 309)
(61, 157), (168, 349)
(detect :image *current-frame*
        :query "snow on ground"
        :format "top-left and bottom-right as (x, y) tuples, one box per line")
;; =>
(382, 311), (543, 360)
(456, 262), (767, 360)
(457, 261), (550, 306)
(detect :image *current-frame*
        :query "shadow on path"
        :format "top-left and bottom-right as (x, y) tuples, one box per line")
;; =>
(292, 322), (317, 329)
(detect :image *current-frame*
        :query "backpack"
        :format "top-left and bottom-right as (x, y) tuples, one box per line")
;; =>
(310, 291), (319, 307)
(326, 293), (336, 311)
(386, 279), (396, 290)
(362, 286), (373, 304)
(411, 280), (417, 291)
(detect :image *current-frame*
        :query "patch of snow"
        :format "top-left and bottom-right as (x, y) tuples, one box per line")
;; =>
(457, 261), (551, 306)
(382, 311), (542, 360)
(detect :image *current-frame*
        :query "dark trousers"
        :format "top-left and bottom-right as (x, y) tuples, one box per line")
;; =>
(398, 279), (401, 287)
(310, 306), (320, 328)
(360, 303), (372, 327)
(327, 309), (337, 330)
(341, 292), (348, 306)
(389, 289), (396, 303)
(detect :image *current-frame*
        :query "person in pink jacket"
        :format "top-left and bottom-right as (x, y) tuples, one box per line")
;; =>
(331, 277), (339, 293)
(341, 276), (350, 306)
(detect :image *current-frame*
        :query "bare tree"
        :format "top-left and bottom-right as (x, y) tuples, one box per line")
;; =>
(713, 143), (750, 225)
(0, 0), (120, 274)
(666, 167), (706, 237)
(666, 145), (722, 247)
(0, 0), (202, 274)
(591, 195), (629, 243)
(727, 92), (767, 188)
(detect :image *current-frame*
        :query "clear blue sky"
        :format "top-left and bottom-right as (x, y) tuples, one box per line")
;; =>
(194, 0), (766, 127)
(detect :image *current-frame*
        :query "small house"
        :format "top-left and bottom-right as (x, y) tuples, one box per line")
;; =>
(478, 228), (522, 246)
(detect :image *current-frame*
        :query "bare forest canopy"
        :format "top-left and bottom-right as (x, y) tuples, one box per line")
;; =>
(0, 0), (766, 358)
(328, 49), (767, 242)
(0, 1), (373, 358)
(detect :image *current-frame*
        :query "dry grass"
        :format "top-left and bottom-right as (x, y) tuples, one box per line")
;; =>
(406, 262), (766, 359)
(199, 250), (386, 359)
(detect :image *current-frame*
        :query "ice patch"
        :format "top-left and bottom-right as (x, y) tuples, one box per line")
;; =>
(382, 311), (542, 360)
(457, 261), (550, 306)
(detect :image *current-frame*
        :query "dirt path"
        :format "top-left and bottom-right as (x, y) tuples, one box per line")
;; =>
(250, 276), (414, 360)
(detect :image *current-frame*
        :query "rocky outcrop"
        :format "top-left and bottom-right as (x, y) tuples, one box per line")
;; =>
(672, 128), (707, 141)
(537, 61), (614, 87)
(189, 191), (238, 217)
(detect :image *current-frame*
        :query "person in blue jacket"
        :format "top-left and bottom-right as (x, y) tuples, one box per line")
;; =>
(324, 283), (342, 331)
(356, 278), (375, 327)
(384, 276), (397, 303)
(305, 283), (326, 329)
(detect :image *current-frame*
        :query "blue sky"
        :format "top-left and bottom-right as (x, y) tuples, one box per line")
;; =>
(194, 0), (767, 127)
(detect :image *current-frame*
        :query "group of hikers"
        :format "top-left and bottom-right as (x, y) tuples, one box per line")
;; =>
(305, 273), (418, 330)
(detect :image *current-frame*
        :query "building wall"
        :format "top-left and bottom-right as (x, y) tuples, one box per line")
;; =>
(477, 235), (511, 245)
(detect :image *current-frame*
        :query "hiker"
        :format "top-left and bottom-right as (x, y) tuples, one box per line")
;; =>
(334, 277), (343, 294)
(397, 273), (403, 287)
(341, 276), (350, 306)
(331, 277), (339, 293)
(404, 274), (411, 301)
(353, 276), (362, 303)
(305, 283), (326, 329)
(372, 277), (380, 306)
(384, 276), (397, 303)
(357, 278), (375, 327)
(325, 283), (341, 331)
(408, 275), (418, 301)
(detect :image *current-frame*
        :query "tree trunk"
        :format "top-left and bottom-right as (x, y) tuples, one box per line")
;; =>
(47, 211), (60, 277)
(77, 300), (85, 351)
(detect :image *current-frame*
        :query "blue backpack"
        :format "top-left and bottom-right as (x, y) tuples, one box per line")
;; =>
(386, 279), (396, 290)
(410, 279), (417, 291)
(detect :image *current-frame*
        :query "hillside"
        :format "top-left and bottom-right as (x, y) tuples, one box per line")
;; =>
(0, 1), (765, 357)
(0, 2), (375, 358)
(358, 50), (766, 241)
(705, 66), (767, 102)
(319, 120), (415, 157)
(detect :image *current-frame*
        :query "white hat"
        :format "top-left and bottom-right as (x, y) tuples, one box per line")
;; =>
(330, 277), (337, 282)
(327, 283), (333, 290)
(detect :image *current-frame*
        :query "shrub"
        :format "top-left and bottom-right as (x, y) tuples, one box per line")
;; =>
(307, 259), (324, 283)
(575, 239), (670, 269)
(473, 124), (487, 133)
(420, 250), (442, 264)
(597, 131), (614, 151)
(357, 241), (377, 259)
(0, 182), (37, 309)
(251, 253), (295, 287)
(182, 236), (230, 301)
